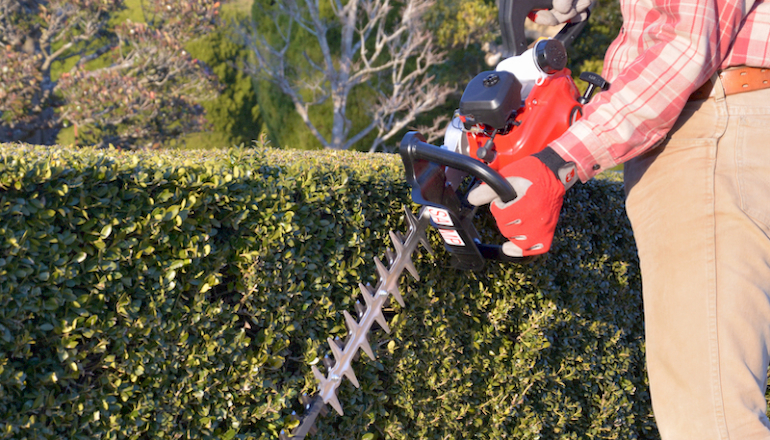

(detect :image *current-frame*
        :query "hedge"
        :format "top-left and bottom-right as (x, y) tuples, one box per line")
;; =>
(0, 143), (658, 439)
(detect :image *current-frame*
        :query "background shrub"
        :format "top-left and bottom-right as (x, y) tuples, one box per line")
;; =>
(0, 143), (656, 439)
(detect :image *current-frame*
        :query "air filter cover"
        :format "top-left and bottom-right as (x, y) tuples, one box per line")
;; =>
(459, 70), (522, 130)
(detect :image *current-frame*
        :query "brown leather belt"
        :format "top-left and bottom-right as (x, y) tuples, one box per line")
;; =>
(689, 67), (770, 101)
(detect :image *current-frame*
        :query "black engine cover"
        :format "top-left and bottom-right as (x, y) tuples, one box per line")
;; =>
(459, 70), (522, 130)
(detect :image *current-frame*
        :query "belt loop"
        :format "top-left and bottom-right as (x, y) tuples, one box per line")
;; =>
(713, 71), (726, 103)
(711, 70), (729, 140)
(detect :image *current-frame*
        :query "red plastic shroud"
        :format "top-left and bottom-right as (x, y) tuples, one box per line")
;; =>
(464, 69), (582, 171)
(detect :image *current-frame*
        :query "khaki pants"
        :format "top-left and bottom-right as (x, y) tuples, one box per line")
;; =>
(625, 77), (770, 439)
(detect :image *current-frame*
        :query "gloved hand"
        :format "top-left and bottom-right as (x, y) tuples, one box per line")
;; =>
(530, 0), (593, 26)
(467, 150), (576, 257)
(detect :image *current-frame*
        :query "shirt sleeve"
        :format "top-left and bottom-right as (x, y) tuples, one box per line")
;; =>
(549, 0), (752, 181)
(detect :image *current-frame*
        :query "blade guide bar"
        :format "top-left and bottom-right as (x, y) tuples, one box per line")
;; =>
(289, 206), (432, 438)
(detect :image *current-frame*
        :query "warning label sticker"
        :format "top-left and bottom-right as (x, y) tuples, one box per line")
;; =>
(438, 229), (465, 247)
(427, 207), (453, 226)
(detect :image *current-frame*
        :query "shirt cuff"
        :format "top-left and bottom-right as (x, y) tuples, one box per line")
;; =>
(548, 119), (620, 182)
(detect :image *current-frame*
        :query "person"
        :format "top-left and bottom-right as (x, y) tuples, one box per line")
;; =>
(467, 0), (770, 438)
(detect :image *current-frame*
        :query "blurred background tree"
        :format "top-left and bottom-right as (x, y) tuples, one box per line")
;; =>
(182, 1), (264, 150)
(1, 0), (621, 150)
(0, 0), (223, 149)
(246, 0), (327, 151)
(242, 0), (453, 152)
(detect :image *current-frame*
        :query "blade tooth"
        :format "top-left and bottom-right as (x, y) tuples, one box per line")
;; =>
(370, 303), (391, 334)
(343, 311), (361, 359)
(366, 289), (392, 332)
(389, 228), (420, 280)
(376, 313), (391, 334)
(359, 283), (379, 310)
(394, 244), (420, 281)
(385, 248), (396, 266)
(403, 206), (434, 256)
(345, 366), (360, 389)
(421, 238), (435, 256)
(300, 393), (312, 408)
(416, 226), (434, 256)
(279, 430), (289, 440)
(414, 207), (435, 256)
(359, 333), (376, 359)
(327, 337), (344, 363)
(312, 365), (327, 386)
(343, 310), (360, 336)
(354, 300), (366, 319)
(391, 290), (405, 308)
(359, 282), (375, 304)
(323, 355), (334, 370)
(329, 332), (360, 388)
(327, 392), (344, 416)
(374, 258), (404, 306)
(357, 285), (390, 332)
(344, 308), (378, 358)
(375, 281), (405, 308)
(404, 206), (419, 232)
(389, 231), (405, 252)
(374, 257), (391, 282)
(343, 310), (358, 331)
(406, 259), (420, 281)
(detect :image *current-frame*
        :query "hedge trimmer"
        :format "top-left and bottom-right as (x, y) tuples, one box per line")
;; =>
(282, 1), (609, 437)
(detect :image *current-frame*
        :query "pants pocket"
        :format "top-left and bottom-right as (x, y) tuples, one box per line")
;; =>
(736, 115), (770, 231)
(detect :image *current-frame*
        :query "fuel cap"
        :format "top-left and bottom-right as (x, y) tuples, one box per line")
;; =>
(534, 39), (568, 74)
(483, 73), (500, 87)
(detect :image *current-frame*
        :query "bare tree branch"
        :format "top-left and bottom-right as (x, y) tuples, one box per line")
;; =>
(240, 0), (452, 151)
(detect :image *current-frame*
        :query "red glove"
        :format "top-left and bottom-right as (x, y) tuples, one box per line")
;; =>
(467, 152), (576, 257)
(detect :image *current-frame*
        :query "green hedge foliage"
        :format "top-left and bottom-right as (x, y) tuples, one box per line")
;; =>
(0, 143), (657, 439)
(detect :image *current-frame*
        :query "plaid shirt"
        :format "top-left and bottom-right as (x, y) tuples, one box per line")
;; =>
(550, 0), (770, 181)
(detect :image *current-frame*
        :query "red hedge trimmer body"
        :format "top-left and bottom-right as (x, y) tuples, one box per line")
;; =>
(464, 68), (583, 171)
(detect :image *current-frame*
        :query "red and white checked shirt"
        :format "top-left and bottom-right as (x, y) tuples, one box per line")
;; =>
(550, 0), (770, 181)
